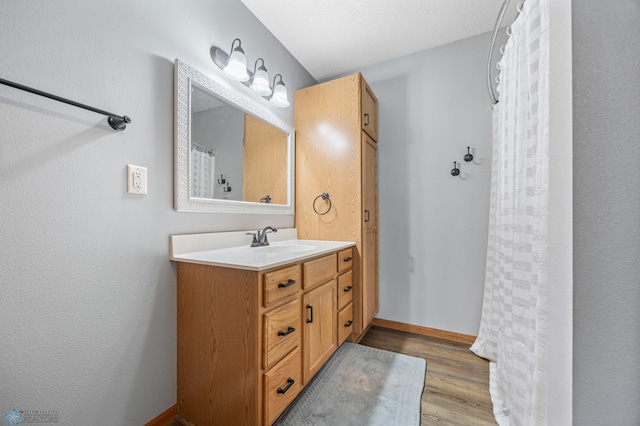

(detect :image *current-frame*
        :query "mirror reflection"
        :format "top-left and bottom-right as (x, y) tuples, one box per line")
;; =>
(190, 84), (289, 205)
(174, 59), (294, 214)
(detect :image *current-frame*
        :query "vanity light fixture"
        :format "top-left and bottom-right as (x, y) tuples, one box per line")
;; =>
(222, 39), (250, 82)
(269, 74), (290, 108)
(250, 58), (272, 96)
(210, 39), (290, 108)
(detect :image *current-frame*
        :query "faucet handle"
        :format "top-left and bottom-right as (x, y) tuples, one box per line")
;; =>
(245, 232), (258, 246)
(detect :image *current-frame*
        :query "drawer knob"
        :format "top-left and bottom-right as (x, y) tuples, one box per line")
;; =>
(344, 320), (353, 327)
(343, 256), (353, 262)
(277, 377), (295, 394)
(277, 326), (296, 337)
(343, 285), (353, 293)
(278, 279), (296, 288)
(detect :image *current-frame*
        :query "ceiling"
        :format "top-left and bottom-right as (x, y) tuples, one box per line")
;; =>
(241, 0), (518, 81)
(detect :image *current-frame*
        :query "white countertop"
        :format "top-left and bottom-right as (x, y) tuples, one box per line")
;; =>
(170, 229), (355, 271)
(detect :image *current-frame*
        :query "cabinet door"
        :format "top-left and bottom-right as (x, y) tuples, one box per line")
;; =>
(303, 279), (337, 384)
(362, 228), (378, 328)
(362, 135), (377, 231)
(362, 136), (378, 329)
(361, 77), (378, 141)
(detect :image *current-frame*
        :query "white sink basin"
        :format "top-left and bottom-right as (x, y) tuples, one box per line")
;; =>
(254, 244), (316, 254)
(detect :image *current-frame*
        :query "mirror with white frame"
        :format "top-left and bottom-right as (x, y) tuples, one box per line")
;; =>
(174, 59), (295, 214)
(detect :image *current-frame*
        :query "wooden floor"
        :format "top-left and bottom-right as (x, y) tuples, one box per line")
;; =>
(165, 325), (497, 426)
(359, 326), (497, 426)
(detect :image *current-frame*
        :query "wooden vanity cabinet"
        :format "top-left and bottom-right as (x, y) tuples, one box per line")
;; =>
(295, 73), (379, 341)
(176, 248), (353, 426)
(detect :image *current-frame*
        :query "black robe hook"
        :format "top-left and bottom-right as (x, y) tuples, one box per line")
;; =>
(451, 161), (460, 177)
(464, 147), (474, 162)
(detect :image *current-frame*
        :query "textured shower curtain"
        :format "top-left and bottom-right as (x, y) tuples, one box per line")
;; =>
(190, 147), (216, 198)
(470, 0), (549, 425)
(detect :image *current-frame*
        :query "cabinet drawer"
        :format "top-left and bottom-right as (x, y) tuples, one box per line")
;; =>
(303, 254), (336, 289)
(337, 248), (354, 273)
(263, 264), (301, 307)
(338, 303), (354, 345)
(337, 270), (353, 310)
(264, 347), (302, 426)
(263, 298), (301, 370)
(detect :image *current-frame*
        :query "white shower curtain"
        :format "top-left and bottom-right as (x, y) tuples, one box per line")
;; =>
(190, 147), (216, 199)
(470, 0), (550, 425)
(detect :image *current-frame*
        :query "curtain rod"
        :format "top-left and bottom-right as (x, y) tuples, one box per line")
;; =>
(192, 142), (215, 157)
(0, 77), (131, 131)
(487, 0), (512, 107)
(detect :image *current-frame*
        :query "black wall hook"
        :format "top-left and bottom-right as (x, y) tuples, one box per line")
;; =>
(217, 174), (226, 185)
(222, 182), (232, 192)
(464, 147), (474, 162)
(451, 161), (460, 177)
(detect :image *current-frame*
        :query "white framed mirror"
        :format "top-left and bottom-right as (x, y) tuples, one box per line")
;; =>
(174, 59), (295, 214)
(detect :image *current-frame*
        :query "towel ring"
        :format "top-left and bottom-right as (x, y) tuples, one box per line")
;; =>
(313, 192), (332, 215)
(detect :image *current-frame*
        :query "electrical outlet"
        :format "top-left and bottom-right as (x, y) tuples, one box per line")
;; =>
(127, 165), (147, 194)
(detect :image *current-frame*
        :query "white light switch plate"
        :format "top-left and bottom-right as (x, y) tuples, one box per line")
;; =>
(127, 165), (147, 194)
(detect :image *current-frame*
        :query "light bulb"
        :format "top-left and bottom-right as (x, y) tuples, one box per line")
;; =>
(223, 42), (249, 82)
(270, 77), (289, 108)
(250, 60), (272, 96)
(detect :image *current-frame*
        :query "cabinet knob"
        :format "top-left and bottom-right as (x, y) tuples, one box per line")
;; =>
(343, 256), (353, 262)
(343, 285), (353, 293)
(364, 113), (370, 126)
(344, 320), (353, 327)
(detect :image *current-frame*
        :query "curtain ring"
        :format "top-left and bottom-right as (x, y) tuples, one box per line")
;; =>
(313, 192), (332, 215)
(500, 45), (506, 55)
(506, 26), (512, 36)
(517, 0), (525, 12)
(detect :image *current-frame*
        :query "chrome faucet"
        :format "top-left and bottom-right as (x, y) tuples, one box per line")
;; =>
(246, 226), (278, 247)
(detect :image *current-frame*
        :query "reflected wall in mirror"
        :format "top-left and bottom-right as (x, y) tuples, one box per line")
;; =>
(174, 59), (295, 214)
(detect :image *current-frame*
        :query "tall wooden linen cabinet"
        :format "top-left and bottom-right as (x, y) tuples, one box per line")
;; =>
(294, 73), (378, 340)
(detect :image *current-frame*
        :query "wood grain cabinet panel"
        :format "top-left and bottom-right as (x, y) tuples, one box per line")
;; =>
(295, 73), (379, 341)
(337, 248), (354, 273)
(337, 270), (353, 311)
(263, 298), (301, 370)
(263, 264), (301, 307)
(338, 303), (354, 345)
(361, 78), (378, 141)
(264, 348), (302, 425)
(302, 254), (336, 290)
(303, 279), (337, 384)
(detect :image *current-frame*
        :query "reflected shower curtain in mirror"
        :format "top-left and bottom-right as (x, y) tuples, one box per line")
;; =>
(190, 147), (216, 198)
(470, 0), (550, 424)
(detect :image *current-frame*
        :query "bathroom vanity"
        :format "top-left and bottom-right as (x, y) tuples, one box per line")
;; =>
(170, 230), (355, 425)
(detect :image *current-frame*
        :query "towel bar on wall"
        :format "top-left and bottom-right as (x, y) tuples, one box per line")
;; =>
(0, 77), (131, 131)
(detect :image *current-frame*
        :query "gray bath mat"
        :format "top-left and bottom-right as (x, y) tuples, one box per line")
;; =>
(275, 342), (426, 426)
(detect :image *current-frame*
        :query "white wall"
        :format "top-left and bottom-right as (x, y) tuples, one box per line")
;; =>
(352, 32), (501, 336)
(0, 1), (315, 424)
